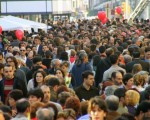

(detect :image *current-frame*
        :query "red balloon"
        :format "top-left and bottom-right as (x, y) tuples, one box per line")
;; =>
(15, 30), (24, 41)
(0, 26), (2, 34)
(98, 11), (106, 21)
(116, 7), (122, 14)
(101, 18), (108, 24)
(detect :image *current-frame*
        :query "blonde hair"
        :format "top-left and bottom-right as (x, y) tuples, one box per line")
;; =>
(126, 90), (140, 106)
(134, 74), (145, 86)
(44, 75), (57, 84)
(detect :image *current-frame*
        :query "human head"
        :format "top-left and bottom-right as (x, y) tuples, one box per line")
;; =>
(20, 46), (27, 56)
(33, 56), (42, 66)
(132, 64), (142, 75)
(105, 48), (114, 57)
(0, 52), (4, 63)
(125, 90), (140, 106)
(34, 36), (41, 45)
(51, 59), (61, 69)
(0, 63), (4, 75)
(63, 108), (76, 120)
(110, 54), (119, 65)
(123, 73), (134, 89)
(33, 70), (46, 88)
(106, 95), (119, 111)
(3, 64), (14, 79)
(134, 74), (145, 87)
(40, 85), (51, 103)
(65, 96), (80, 116)
(88, 97), (107, 120)
(8, 89), (23, 107)
(145, 47), (150, 60)
(82, 70), (94, 86)
(104, 85), (118, 97)
(36, 108), (54, 120)
(6, 56), (18, 69)
(55, 68), (65, 79)
(16, 98), (30, 114)
(111, 71), (123, 86)
(28, 88), (44, 104)
(135, 101), (150, 120)
(60, 61), (70, 73)
(47, 77), (60, 92)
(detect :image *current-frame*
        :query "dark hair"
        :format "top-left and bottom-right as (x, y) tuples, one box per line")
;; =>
(135, 101), (150, 116)
(145, 86), (150, 100)
(123, 73), (133, 85)
(106, 48), (114, 57)
(47, 77), (60, 87)
(57, 85), (69, 96)
(45, 50), (53, 59)
(110, 54), (119, 64)
(33, 70), (46, 88)
(6, 56), (18, 69)
(54, 68), (65, 78)
(28, 88), (44, 102)
(90, 44), (96, 52)
(114, 88), (126, 99)
(0, 51), (3, 57)
(111, 71), (121, 79)
(145, 47), (150, 53)
(99, 46), (106, 53)
(93, 55), (101, 66)
(60, 61), (70, 68)
(76, 53), (87, 66)
(0, 105), (12, 115)
(82, 70), (94, 80)
(33, 56), (42, 64)
(34, 36), (41, 40)
(117, 46), (124, 53)
(16, 99), (30, 113)
(132, 51), (140, 58)
(60, 51), (68, 61)
(8, 89), (23, 101)
(0, 63), (4, 70)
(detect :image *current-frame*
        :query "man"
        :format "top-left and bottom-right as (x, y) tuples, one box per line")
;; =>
(114, 88), (128, 114)
(34, 36), (43, 55)
(0, 64), (27, 103)
(49, 59), (61, 74)
(111, 71), (124, 87)
(75, 70), (99, 101)
(106, 95), (120, 120)
(20, 46), (32, 69)
(12, 98), (30, 120)
(40, 85), (62, 112)
(126, 50), (149, 73)
(95, 48), (114, 87)
(28, 88), (44, 104)
(41, 45), (49, 57)
(103, 54), (126, 81)
(46, 77), (60, 102)
(36, 108), (54, 120)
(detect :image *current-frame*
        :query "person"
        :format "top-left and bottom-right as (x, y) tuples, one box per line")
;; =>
(0, 110), (5, 120)
(60, 61), (76, 88)
(0, 64), (27, 103)
(122, 73), (134, 90)
(27, 70), (46, 91)
(49, 59), (61, 74)
(95, 48), (114, 87)
(34, 36), (43, 55)
(125, 90), (140, 115)
(114, 88), (128, 114)
(105, 95), (120, 120)
(36, 108), (54, 120)
(19, 46), (32, 69)
(8, 89), (24, 117)
(103, 54), (126, 81)
(28, 88), (44, 104)
(71, 52), (92, 87)
(75, 70), (99, 101)
(12, 98), (30, 120)
(143, 46), (150, 64)
(126, 50), (149, 73)
(88, 96), (107, 120)
(54, 68), (65, 85)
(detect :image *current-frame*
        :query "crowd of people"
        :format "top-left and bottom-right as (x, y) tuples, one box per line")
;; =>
(0, 17), (150, 120)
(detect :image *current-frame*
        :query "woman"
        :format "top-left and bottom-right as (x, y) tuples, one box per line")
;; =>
(123, 73), (134, 90)
(88, 97), (107, 120)
(134, 74), (145, 92)
(27, 70), (46, 91)
(55, 68), (65, 85)
(125, 90), (140, 115)
(71, 52), (92, 87)
(61, 61), (75, 88)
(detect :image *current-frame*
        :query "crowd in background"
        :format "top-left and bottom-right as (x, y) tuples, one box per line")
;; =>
(0, 18), (150, 120)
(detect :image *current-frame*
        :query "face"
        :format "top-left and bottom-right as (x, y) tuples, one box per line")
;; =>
(145, 51), (150, 60)
(3, 66), (14, 79)
(6, 58), (15, 67)
(55, 70), (63, 78)
(20, 47), (26, 56)
(29, 95), (41, 104)
(41, 87), (51, 103)
(34, 38), (40, 45)
(126, 78), (134, 89)
(36, 73), (44, 83)
(114, 72), (123, 86)
(26, 48), (31, 54)
(55, 60), (60, 69)
(90, 105), (106, 120)
(42, 46), (48, 52)
(35, 61), (42, 66)
(84, 75), (94, 87)
(8, 97), (16, 107)
(61, 65), (68, 73)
